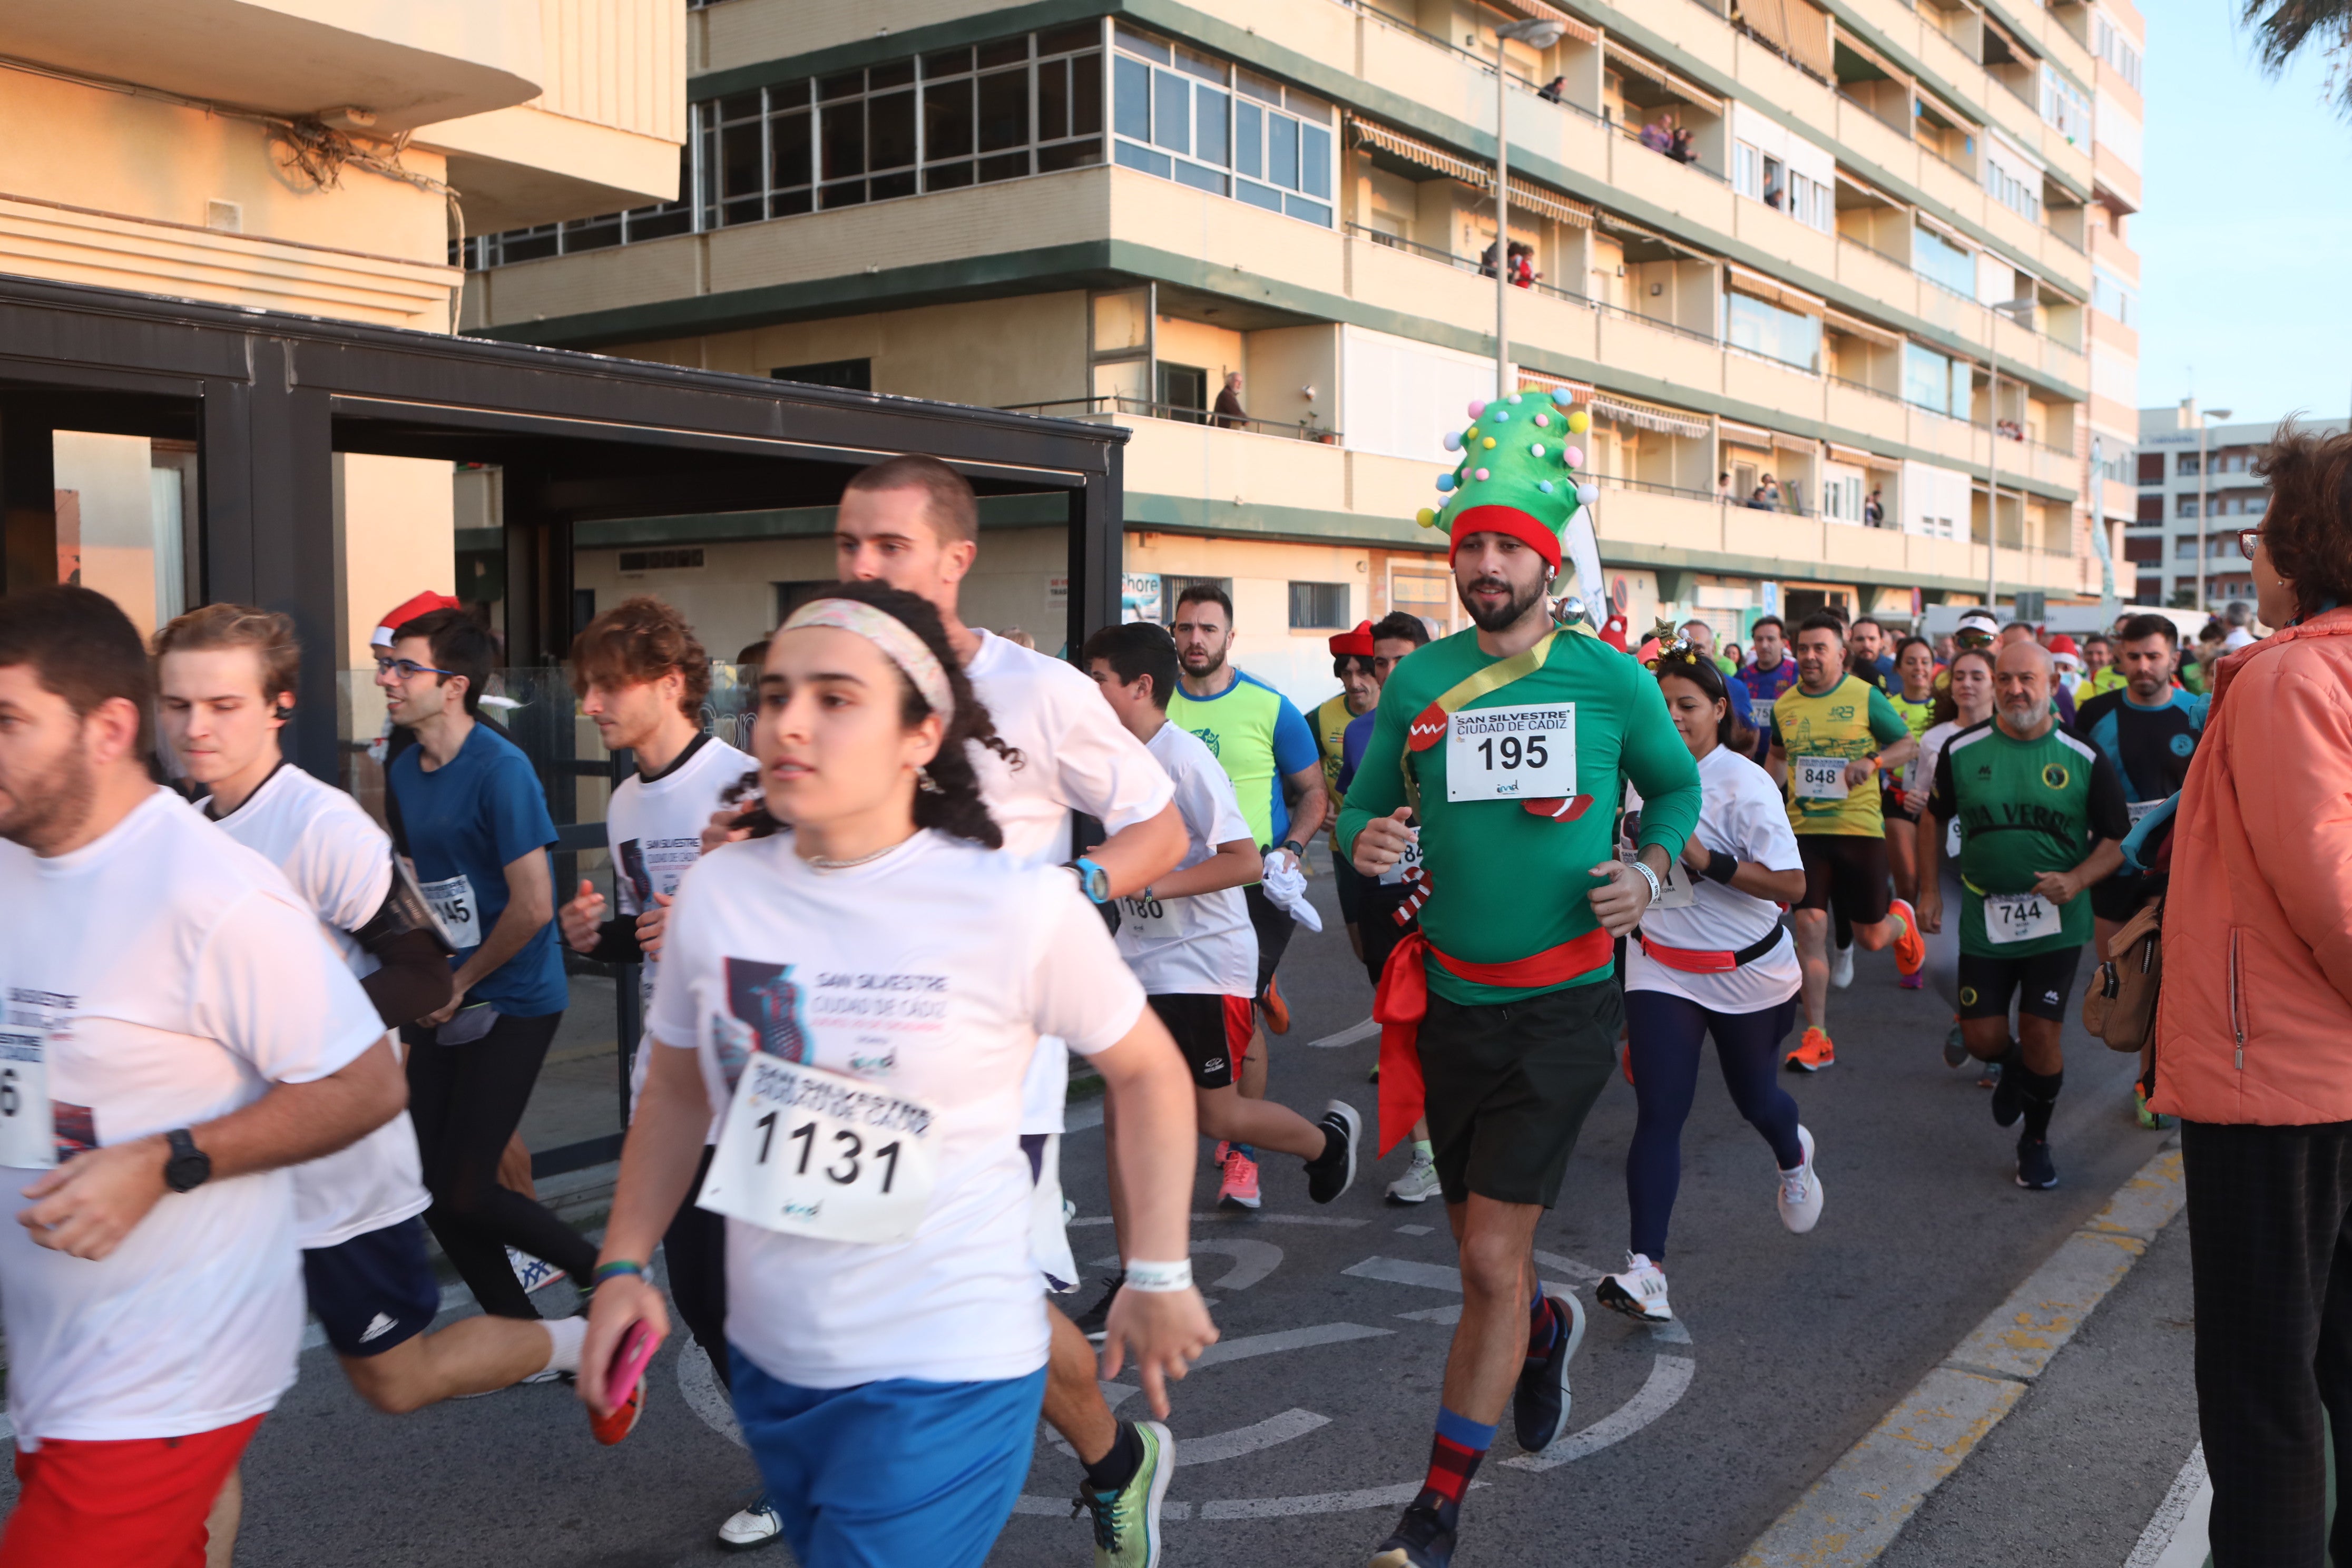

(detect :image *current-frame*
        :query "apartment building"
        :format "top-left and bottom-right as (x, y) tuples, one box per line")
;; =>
(463, 0), (2129, 704)
(0, 0), (685, 665)
(2133, 404), (2348, 612)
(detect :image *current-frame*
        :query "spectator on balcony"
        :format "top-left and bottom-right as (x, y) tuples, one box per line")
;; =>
(1669, 126), (1698, 164)
(1864, 488), (1886, 528)
(1764, 175), (1785, 210)
(1717, 472), (1733, 501)
(1480, 240), (1500, 278)
(1640, 115), (1674, 154)
(1213, 372), (1249, 431)
(1508, 242), (1536, 288)
(1762, 474), (1784, 510)
(1747, 486), (1775, 511)
(1538, 75), (1567, 103)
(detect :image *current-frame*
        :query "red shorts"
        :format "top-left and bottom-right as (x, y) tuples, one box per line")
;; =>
(0, 1414), (262, 1568)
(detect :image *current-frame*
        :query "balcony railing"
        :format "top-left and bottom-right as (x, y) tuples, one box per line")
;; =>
(1608, 117), (1730, 184)
(1348, 223), (1724, 346)
(997, 396), (1343, 444)
(1830, 373), (1904, 403)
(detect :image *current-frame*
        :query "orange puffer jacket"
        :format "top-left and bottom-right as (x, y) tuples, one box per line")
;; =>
(2152, 607), (2352, 1125)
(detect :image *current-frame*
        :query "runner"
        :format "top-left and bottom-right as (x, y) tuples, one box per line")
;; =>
(0, 586), (405, 1567)
(1918, 640), (2129, 1190)
(1600, 637), (1816, 1325)
(2070, 613), (2207, 1130)
(576, 582), (1215, 1568)
(2079, 632), (2125, 699)
(1881, 636), (1939, 930)
(1083, 618), (1359, 1227)
(1767, 612), (1924, 1070)
(552, 596), (772, 1547)
(377, 608), (602, 1325)
(1847, 615), (1895, 687)
(1732, 615), (1798, 732)
(1315, 621), (1381, 967)
(1342, 391), (1703, 1567)
(1912, 647), (1998, 1074)
(825, 455), (1187, 1567)
(1165, 584), (1328, 1209)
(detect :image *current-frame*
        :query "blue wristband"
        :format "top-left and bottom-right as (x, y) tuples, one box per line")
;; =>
(593, 1259), (647, 1286)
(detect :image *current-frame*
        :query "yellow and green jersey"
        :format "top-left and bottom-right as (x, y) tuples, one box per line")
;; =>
(1167, 669), (1321, 857)
(1770, 674), (1912, 836)
(1311, 692), (1359, 846)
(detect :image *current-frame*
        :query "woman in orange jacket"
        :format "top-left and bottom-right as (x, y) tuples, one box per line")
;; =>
(2153, 420), (2352, 1568)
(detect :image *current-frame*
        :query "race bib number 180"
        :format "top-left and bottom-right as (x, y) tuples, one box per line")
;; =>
(1984, 891), (2061, 945)
(1446, 703), (1576, 803)
(699, 1051), (937, 1244)
(1119, 890), (1197, 942)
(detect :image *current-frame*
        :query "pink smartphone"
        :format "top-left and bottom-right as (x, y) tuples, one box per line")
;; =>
(606, 1321), (658, 1409)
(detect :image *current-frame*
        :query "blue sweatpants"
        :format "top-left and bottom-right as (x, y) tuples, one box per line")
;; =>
(1623, 989), (1805, 1261)
(729, 1347), (1045, 1568)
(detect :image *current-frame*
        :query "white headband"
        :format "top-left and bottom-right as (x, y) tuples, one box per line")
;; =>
(780, 599), (955, 722)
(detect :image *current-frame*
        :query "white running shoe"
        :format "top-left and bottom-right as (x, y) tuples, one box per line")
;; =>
(1386, 1149), (1442, 1204)
(1777, 1126), (1824, 1234)
(1829, 942), (1855, 991)
(1596, 1252), (1673, 1323)
(507, 1248), (566, 1294)
(717, 1493), (782, 1552)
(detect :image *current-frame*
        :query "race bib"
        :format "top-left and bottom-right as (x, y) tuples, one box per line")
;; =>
(1446, 703), (1576, 803)
(0, 1028), (54, 1170)
(1119, 889), (1197, 942)
(1984, 890), (2061, 945)
(417, 873), (482, 951)
(1793, 757), (1849, 801)
(699, 1052), (937, 1244)
(1378, 827), (1424, 887)
(1749, 697), (1775, 732)
(2127, 798), (2164, 827)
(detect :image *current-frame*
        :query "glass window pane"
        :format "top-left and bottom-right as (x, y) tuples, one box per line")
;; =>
(1037, 139), (1100, 171)
(869, 90), (916, 169)
(720, 91), (762, 122)
(1114, 56), (1150, 141)
(1114, 25), (1171, 65)
(926, 160), (975, 190)
(923, 47), (972, 77)
(1236, 178), (1282, 213)
(1115, 139), (1172, 179)
(1153, 70), (1190, 154)
(1173, 44), (1226, 82)
(770, 79), (810, 109)
(979, 38), (1030, 68)
(978, 67), (1029, 151)
(773, 188), (813, 216)
(1072, 54), (1102, 135)
(869, 60), (914, 90)
(978, 150), (1030, 183)
(1235, 102), (1262, 177)
(1173, 160), (1226, 195)
(819, 71), (863, 101)
(501, 228), (561, 262)
(1269, 112), (1298, 189)
(563, 217), (621, 252)
(1299, 122), (1331, 197)
(871, 170), (917, 200)
(925, 76), (973, 160)
(626, 207), (693, 241)
(821, 180), (866, 209)
(1039, 58), (1070, 141)
(721, 197), (762, 226)
(771, 109), (812, 189)
(1285, 193), (1333, 226)
(721, 119), (763, 198)
(822, 102), (865, 180)
(1040, 23), (1099, 55)
(1195, 87), (1228, 166)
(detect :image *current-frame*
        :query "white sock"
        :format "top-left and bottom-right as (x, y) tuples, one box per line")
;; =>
(540, 1315), (587, 1376)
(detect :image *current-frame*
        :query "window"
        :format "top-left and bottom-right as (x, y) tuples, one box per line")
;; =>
(1289, 582), (1350, 629)
(2177, 452), (2201, 477)
(1787, 172), (1833, 232)
(1913, 223), (1976, 297)
(2177, 495), (2200, 517)
(1727, 292), (1823, 373)
(2091, 265), (2138, 327)
(1732, 142), (1760, 199)
(460, 142), (697, 264)
(1983, 153), (2041, 223)
(1903, 341), (1970, 416)
(1112, 24), (1334, 226)
(2039, 67), (2090, 143)
(2094, 12), (2143, 91)
(619, 548), (706, 572)
(2137, 493), (2163, 523)
(1157, 361), (1208, 420)
(772, 359), (873, 391)
(2137, 453), (2164, 483)
(1162, 576), (1234, 625)
(1391, 570), (1455, 635)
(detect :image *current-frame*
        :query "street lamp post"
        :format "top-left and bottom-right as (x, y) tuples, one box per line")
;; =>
(2196, 406), (2232, 612)
(1493, 19), (1566, 400)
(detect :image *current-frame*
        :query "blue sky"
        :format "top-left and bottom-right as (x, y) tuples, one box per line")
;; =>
(2133, 0), (2352, 427)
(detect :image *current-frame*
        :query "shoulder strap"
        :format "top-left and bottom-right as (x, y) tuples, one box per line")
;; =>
(1399, 629), (1561, 812)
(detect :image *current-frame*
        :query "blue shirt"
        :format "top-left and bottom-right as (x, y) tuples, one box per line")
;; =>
(388, 722), (568, 1017)
(2073, 685), (2210, 805)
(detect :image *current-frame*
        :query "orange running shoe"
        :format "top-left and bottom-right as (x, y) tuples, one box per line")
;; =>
(590, 1377), (645, 1446)
(1260, 974), (1291, 1035)
(1888, 898), (1926, 978)
(1621, 1043), (1635, 1086)
(1785, 1026), (1836, 1074)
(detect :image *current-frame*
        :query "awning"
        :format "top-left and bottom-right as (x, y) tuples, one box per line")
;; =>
(1347, 117), (1484, 186)
(1590, 391), (1712, 440)
(1508, 174), (1593, 228)
(1599, 209), (1713, 262)
(1831, 25), (1910, 89)
(1772, 429), (1820, 454)
(1719, 418), (1773, 448)
(1518, 367), (1595, 399)
(1825, 442), (1893, 467)
(1726, 262), (1825, 315)
(1835, 167), (1904, 208)
(1606, 43), (1725, 114)
(1737, 0), (1834, 78)
(1914, 208), (1974, 251)
(1498, 0), (1600, 46)
(1822, 305), (1900, 347)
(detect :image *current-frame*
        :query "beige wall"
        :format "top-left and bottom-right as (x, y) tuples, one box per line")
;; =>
(335, 454), (456, 670)
(54, 432), (176, 635)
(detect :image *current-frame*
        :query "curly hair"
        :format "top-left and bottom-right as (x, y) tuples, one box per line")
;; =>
(1652, 644), (1753, 755)
(724, 581), (1023, 849)
(2252, 418), (2352, 621)
(569, 594), (711, 714)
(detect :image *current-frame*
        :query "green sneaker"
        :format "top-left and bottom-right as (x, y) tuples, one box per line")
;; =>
(2135, 1083), (2173, 1131)
(1073, 1420), (1172, 1568)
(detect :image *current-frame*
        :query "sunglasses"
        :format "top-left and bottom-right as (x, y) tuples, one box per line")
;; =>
(2238, 527), (2262, 561)
(1954, 629), (1994, 648)
(374, 655), (455, 680)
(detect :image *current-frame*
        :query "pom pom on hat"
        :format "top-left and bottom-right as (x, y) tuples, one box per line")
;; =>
(1566, 410), (1591, 434)
(1416, 507), (1438, 527)
(1443, 430), (1463, 452)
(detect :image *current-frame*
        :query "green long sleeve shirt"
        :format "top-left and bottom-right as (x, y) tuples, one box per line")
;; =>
(1337, 628), (1703, 1005)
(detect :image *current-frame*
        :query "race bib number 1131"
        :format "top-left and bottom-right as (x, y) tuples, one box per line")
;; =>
(700, 1051), (938, 1244)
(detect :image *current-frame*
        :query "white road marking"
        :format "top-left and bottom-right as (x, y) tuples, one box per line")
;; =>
(1344, 1256), (1576, 1296)
(2125, 1443), (2211, 1568)
(1090, 1240), (1281, 1292)
(1394, 1223), (1434, 1236)
(1191, 1322), (1394, 1368)
(1502, 1354), (1696, 1471)
(1199, 1482), (1425, 1520)
(1175, 1408), (1332, 1464)
(1308, 1018), (1380, 1049)
(677, 1343), (743, 1448)
(1396, 1305), (1461, 1325)
(1532, 1247), (1606, 1284)
(1069, 1213), (1367, 1229)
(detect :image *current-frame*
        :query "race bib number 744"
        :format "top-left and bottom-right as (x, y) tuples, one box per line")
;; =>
(699, 1052), (937, 1244)
(1984, 890), (2061, 945)
(1446, 703), (1576, 803)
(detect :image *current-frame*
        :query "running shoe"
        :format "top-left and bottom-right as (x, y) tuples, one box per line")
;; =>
(1305, 1101), (1361, 1204)
(508, 1248), (566, 1294)
(1621, 1043), (1635, 1086)
(1977, 1059), (2003, 1091)
(1597, 1252), (1673, 1324)
(1830, 940), (1855, 990)
(1943, 1025), (1969, 1069)
(2015, 1135), (2059, 1190)
(1991, 1053), (2026, 1128)
(1512, 1291), (1585, 1453)
(1368, 1502), (1455, 1568)
(1260, 974), (1291, 1035)
(1072, 1272), (1125, 1340)
(1218, 1151), (1262, 1210)
(1888, 898), (1925, 979)
(1899, 969), (1924, 989)
(1368, 1060), (1381, 1084)
(717, 1494), (782, 1552)
(1784, 1026), (1836, 1073)
(2135, 1083), (2173, 1131)
(589, 1376), (644, 1446)
(1386, 1149), (1442, 1205)
(1211, 1141), (1230, 1170)
(1777, 1126), (1824, 1234)
(1073, 1420), (1171, 1568)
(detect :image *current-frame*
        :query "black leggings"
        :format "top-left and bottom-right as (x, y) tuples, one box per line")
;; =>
(404, 1011), (600, 1319)
(665, 1144), (730, 1389)
(1623, 989), (1804, 1261)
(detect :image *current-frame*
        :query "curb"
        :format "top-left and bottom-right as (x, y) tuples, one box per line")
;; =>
(1733, 1138), (2186, 1567)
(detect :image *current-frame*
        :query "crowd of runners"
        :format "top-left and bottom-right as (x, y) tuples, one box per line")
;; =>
(0, 396), (2216, 1568)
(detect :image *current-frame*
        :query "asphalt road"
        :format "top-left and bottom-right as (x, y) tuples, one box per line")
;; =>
(42, 874), (2193, 1568)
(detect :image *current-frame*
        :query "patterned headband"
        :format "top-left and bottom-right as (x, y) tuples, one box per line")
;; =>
(779, 599), (956, 722)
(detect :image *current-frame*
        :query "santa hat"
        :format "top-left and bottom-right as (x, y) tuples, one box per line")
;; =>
(1598, 612), (1630, 652)
(371, 591), (462, 649)
(1415, 389), (1597, 571)
(1328, 620), (1375, 658)
(2048, 634), (2080, 656)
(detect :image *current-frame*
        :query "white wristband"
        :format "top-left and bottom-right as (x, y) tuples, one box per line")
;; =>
(1123, 1258), (1193, 1293)
(1629, 859), (1663, 904)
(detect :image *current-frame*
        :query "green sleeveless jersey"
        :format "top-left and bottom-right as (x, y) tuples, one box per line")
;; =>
(1927, 720), (2132, 957)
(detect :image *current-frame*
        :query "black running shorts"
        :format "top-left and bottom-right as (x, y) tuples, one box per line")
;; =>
(1417, 980), (1622, 1208)
(1796, 834), (1892, 924)
(303, 1215), (443, 1359)
(1957, 946), (2085, 1023)
(1244, 878), (1295, 998)
(1147, 993), (1251, 1091)
(1331, 847), (1367, 926)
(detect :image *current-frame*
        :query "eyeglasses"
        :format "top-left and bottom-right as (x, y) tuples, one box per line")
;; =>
(2238, 527), (2262, 561)
(1954, 629), (1995, 649)
(374, 656), (454, 680)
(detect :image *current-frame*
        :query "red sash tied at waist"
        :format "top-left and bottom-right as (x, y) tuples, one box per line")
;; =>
(1371, 926), (1614, 1154)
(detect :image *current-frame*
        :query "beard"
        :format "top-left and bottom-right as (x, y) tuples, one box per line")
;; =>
(1997, 693), (2045, 729)
(1459, 570), (1549, 633)
(0, 735), (95, 855)
(1177, 643), (1227, 678)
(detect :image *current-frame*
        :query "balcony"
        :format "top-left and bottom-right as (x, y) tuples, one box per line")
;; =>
(1001, 395), (1342, 446)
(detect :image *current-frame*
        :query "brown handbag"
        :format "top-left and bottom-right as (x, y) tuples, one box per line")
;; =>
(2083, 896), (2164, 1052)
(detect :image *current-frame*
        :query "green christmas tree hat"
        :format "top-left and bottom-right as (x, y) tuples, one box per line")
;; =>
(1414, 388), (1600, 570)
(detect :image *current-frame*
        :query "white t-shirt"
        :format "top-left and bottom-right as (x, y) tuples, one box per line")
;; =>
(1117, 723), (1257, 996)
(1917, 720), (1972, 858)
(607, 733), (756, 1122)
(646, 829), (1145, 1388)
(962, 629), (1174, 1133)
(0, 790), (386, 1446)
(209, 765), (430, 1249)
(1625, 744), (1804, 1013)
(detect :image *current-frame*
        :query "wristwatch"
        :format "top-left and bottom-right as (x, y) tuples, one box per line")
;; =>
(1066, 857), (1112, 904)
(1279, 839), (1306, 860)
(162, 1128), (212, 1193)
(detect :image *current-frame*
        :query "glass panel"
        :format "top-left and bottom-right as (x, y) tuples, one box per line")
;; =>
(871, 170), (917, 200)
(1153, 70), (1190, 154)
(773, 187), (814, 215)
(1172, 160), (1226, 195)
(1284, 194), (1332, 226)
(1114, 24), (1171, 65)
(721, 119), (763, 198)
(978, 150), (1030, 182)
(1115, 139), (1172, 179)
(720, 197), (763, 226)
(977, 67), (1030, 151)
(821, 101), (865, 180)
(53, 432), (185, 634)
(1727, 293), (1821, 371)
(1236, 67), (1283, 106)
(1173, 44), (1226, 82)
(925, 76), (974, 160)
(821, 180), (867, 208)
(819, 71), (864, 101)
(1299, 122), (1331, 198)
(1072, 54), (1102, 135)
(979, 37), (1031, 68)
(719, 91), (762, 122)
(1114, 56), (1150, 141)
(770, 79), (810, 109)
(562, 217), (622, 252)
(1235, 102), (1262, 177)
(771, 108), (812, 189)
(1269, 112), (1299, 190)
(499, 228), (561, 262)
(1094, 288), (1149, 351)
(1040, 22), (1100, 55)
(869, 60), (915, 90)
(1903, 342), (1955, 413)
(869, 90), (916, 169)
(923, 46), (973, 77)
(1236, 177), (1283, 212)
(626, 207), (693, 241)
(1195, 87), (1228, 166)
(1037, 139), (1100, 171)
(924, 160), (975, 190)
(1039, 57), (1071, 141)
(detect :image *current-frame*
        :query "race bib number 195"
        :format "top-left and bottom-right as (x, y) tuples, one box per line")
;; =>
(700, 1052), (937, 1244)
(1446, 703), (1576, 803)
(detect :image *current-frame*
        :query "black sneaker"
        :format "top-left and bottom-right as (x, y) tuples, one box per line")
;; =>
(1071, 1273), (1125, 1340)
(1942, 1026), (1969, 1069)
(1305, 1101), (1361, 1204)
(1368, 1502), (1456, 1568)
(1990, 1051), (2026, 1128)
(1512, 1292), (1585, 1453)
(2015, 1136), (2059, 1190)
